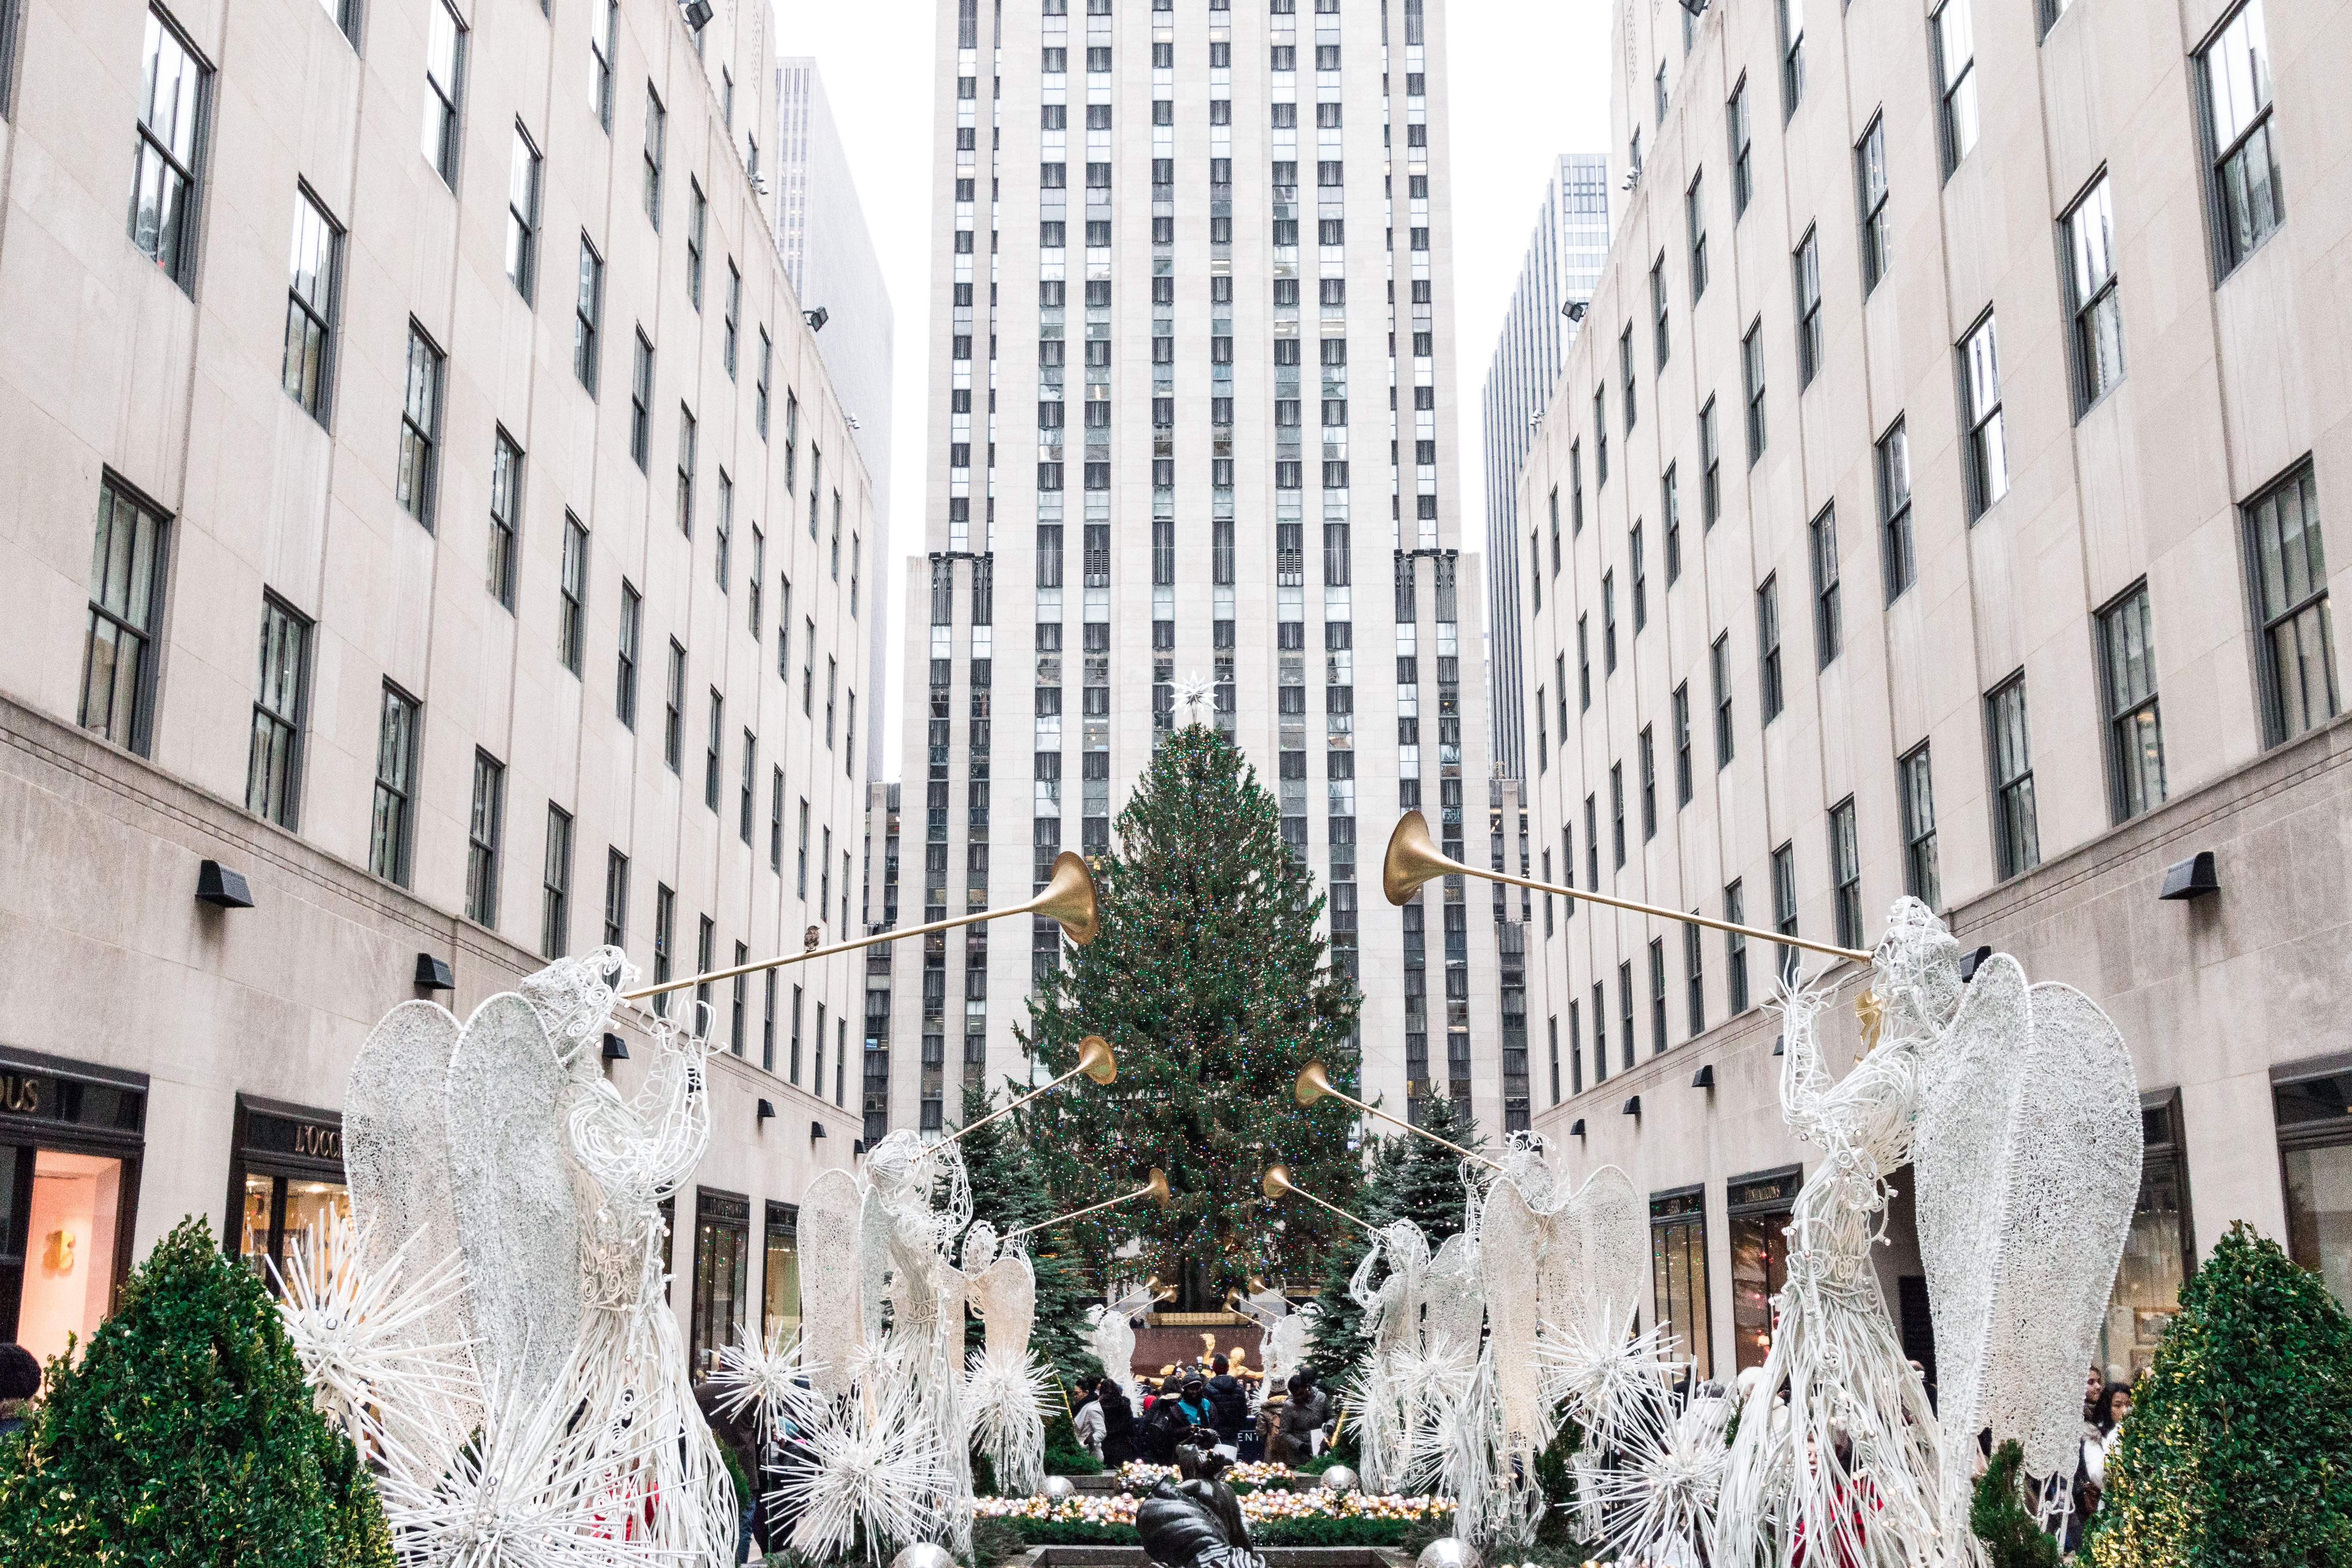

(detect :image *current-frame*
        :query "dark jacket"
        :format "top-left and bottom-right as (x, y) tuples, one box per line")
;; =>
(1205, 1374), (1250, 1437)
(1100, 1383), (1141, 1467)
(1144, 1393), (1212, 1463)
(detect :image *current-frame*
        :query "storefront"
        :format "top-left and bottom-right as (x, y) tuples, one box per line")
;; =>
(0, 1049), (146, 1367)
(764, 1200), (800, 1348)
(1726, 1165), (1801, 1374)
(2277, 1056), (2352, 1312)
(226, 1095), (348, 1285)
(2099, 1091), (2196, 1380)
(690, 1187), (751, 1380)
(1650, 1185), (1712, 1380)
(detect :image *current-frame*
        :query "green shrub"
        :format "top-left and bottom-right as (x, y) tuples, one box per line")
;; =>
(2088, 1222), (2352, 1568)
(1970, 1439), (2058, 1568)
(0, 1216), (392, 1567)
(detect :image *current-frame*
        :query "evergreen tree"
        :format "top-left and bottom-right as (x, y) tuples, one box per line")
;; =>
(1019, 723), (1362, 1297)
(957, 1079), (1099, 1381)
(1303, 1095), (1485, 1385)
(0, 1216), (394, 1568)
(1970, 1440), (2060, 1568)
(2088, 1221), (2352, 1568)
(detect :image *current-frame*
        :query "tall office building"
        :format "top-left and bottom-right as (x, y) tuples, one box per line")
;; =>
(882, 0), (1520, 1142)
(1520, 0), (2352, 1370)
(1482, 154), (1606, 784)
(0, 0), (874, 1366)
(776, 58), (895, 779)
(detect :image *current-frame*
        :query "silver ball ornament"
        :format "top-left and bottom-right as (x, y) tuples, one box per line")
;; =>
(1039, 1474), (1078, 1500)
(1317, 1464), (1359, 1492)
(1416, 1538), (1482, 1568)
(891, 1546), (957, 1568)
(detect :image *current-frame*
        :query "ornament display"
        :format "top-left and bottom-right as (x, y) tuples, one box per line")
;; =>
(1318, 1465), (1359, 1493)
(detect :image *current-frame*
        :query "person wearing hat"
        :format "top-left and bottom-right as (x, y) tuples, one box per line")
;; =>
(0, 1345), (40, 1441)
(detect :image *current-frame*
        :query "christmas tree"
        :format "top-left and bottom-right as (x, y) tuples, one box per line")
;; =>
(1302, 1094), (1485, 1383)
(958, 1079), (1100, 1380)
(1018, 722), (1363, 1298)
(0, 1216), (393, 1567)
(2088, 1221), (2352, 1568)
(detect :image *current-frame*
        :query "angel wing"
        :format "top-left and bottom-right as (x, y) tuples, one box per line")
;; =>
(344, 1001), (470, 1337)
(443, 993), (583, 1412)
(798, 1167), (868, 1400)
(1537, 1165), (1647, 1345)
(1915, 955), (2141, 1505)
(1480, 1176), (1551, 1465)
(971, 1252), (1038, 1366)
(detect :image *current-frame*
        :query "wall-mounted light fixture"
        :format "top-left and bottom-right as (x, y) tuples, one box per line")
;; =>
(803, 307), (829, 333)
(1958, 945), (1994, 983)
(1622, 1095), (1643, 1121)
(414, 953), (455, 991)
(1690, 1065), (1716, 1091)
(196, 861), (254, 908)
(1568, 1118), (1587, 1138)
(679, 0), (714, 30)
(757, 1099), (776, 1122)
(602, 1033), (629, 1062)
(810, 1120), (827, 1140)
(2160, 851), (2219, 901)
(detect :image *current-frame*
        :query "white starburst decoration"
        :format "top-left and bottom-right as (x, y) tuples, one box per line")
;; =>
(708, 1322), (819, 1442)
(1173, 672), (1216, 724)
(271, 1217), (477, 1449)
(964, 1345), (1052, 1497)
(773, 1378), (949, 1564)
(1536, 1298), (1684, 1457)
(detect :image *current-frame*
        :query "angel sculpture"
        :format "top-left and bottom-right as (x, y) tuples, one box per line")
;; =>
(1230, 1286), (1313, 1399)
(320, 946), (737, 1564)
(1089, 1277), (1157, 1405)
(1711, 900), (2140, 1568)
(963, 1219), (1052, 1496)
(1347, 1218), (1433, 1495)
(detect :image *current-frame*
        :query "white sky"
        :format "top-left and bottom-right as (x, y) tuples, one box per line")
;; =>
(771, 0), (1614, 776)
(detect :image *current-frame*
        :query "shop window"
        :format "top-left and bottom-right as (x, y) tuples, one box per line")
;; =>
(690, 1187), (751, 1380)
(764, 1201), (801, 1348)
(1651, 1187), (1712, 1379)
(227, 1096), (347, 1290)
(1727, 1166), (1802, 1372)
(0, 1054), (146, 1368)
(2277, 1059), (2352, 1311)
(2101, 1092), (2195, 1379)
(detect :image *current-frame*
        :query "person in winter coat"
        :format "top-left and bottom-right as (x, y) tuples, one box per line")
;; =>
(1205, 1355), (1250, 1444)
(0, 1345), (39, 1441)
(1072, 1374), (1107, 1460)
(1099, 1377), (1142, 1467)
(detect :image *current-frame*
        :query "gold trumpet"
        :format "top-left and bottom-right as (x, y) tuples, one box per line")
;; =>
(1260, 1163), (1377, 1233)
(1294, 1061), (1504, 1172)
(620, 849), (1100, 1003)
(1382, 809), (1870, 964)
(938, 1035), (1119, 1149)
(1002, 1166), (1172, 1242)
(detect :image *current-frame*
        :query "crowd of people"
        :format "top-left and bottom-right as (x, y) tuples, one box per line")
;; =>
(1069, 1357), (1331, 1468)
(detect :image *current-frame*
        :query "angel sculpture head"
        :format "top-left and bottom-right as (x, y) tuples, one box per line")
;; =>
(1870, 895), (1967, 1044)
(961, 1219), (1000, 1273)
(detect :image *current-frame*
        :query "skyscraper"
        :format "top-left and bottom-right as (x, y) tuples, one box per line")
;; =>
(776, 58), (895, 779)
(884, 0), (1518, 1139)
(1482, 154), (1606, 784)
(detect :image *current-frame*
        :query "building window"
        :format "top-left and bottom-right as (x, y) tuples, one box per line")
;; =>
(1809, 506), (1841, 666)
(1711, 633), (1733, 768)
(687, 180), (706, 308)
(1631, 525), (1647, 632)
(1651, 257), (1670, 369)
(1685, 921), (1705, 1037)
(1935, 0), (1978, 174)
(617, 581), (641, 728)
(653, 885), (674, 1014)
(1639, 725), (1657, 841)
(1757, 577), (1784, 722)
(1591, 983), (1607, 1084)
(1729, 1169), (1800, 1370)
(1611, 762), (1626, 869)
(2277, 1065), (2352, 1312)
(603, 848), (628, 949)
(1769, 841), (1798, 984)
(2097, 582), (2167, 822)
(1578, 618), (1591, 710)
(1672, 683), (1693, 804)
(764, 1201), (801, 1342)
(676, 405), (697, 535)
(1728, 75), (1753, 216)
(730, 943), (748, 1055)
(1621, 325), (1637, 428)
(1618, 963), (1635, 1072)
(281, 189), (342, 423)
(1648, 937), (1668, 1052)
(689, 1189), (751, 1381)
(574, 235), (604, 392)
(664, 641), (686, 771)
(797, 799), (810, 899)
(2065, 175), (2123, 411)
(1987, 674), (2039, 879)
(1899, 743), (1940, 908)
(724, 263), (741, 378)
(695, 916), (714, 1017)
(1725, 881), (1750, 1014)
(739, 729), (757, 844)
(482, 426), (520, 602)
(2098, 1093), (2195, 1370)
(1594, 389), (1608, 485)
(1570, 442), (1584, 533)
(1699, 398), (1720, 528)
(540, 805), (572, 959)
(1778, 0), (1805, 117)
(506, 122), (541, 298)
(467, 749), (505, 926)
(1652, 1189), (1712, 1379)
(1687, 173), (1708, 300)
(1603, 572), (1618, 672)
(630, 331), (654, 468)
(1741, 320), (1767, 465)
(393, 324), (445, 527)
(756, 329), (773, 437)
(590, 0), (616, 130)
(422, 0), (464, 186)
(1878, 419), (1914, 602)
(770, 767), (785, 872)
(80, 479), (170, 755)
(370, 684), (419, 885)
(129, 8), (209, 290)
(2244, 462), (2337, 744)
(1828, 798), (1861, 950)
(1663, 467), (1683, 584)
(642, 84), (665, 227)
(1960, 312), (2007, 516)
(246, 596), (309, 828)
(1794, 230), (1823, 387)
(1856, 114), (1889, 294)
(714, 470), (733, 589)
(705, 689), (723, 812)
(559, 514), (588, 673)
(2200, 0), (2281, 277)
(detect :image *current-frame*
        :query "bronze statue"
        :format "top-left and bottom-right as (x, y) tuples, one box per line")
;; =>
(1136, 1430), (1263, 1568)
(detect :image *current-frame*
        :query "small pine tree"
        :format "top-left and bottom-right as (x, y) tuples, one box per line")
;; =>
(1020, 723), (1362, 1296)
(957, 1080), (1097, 1379)
(1970, 1439), (2060, 1568)
(0, 1216), (393, 1568)
(1303, 1095), (1484, 1384)
(2089, 1221), (2352, 1568)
